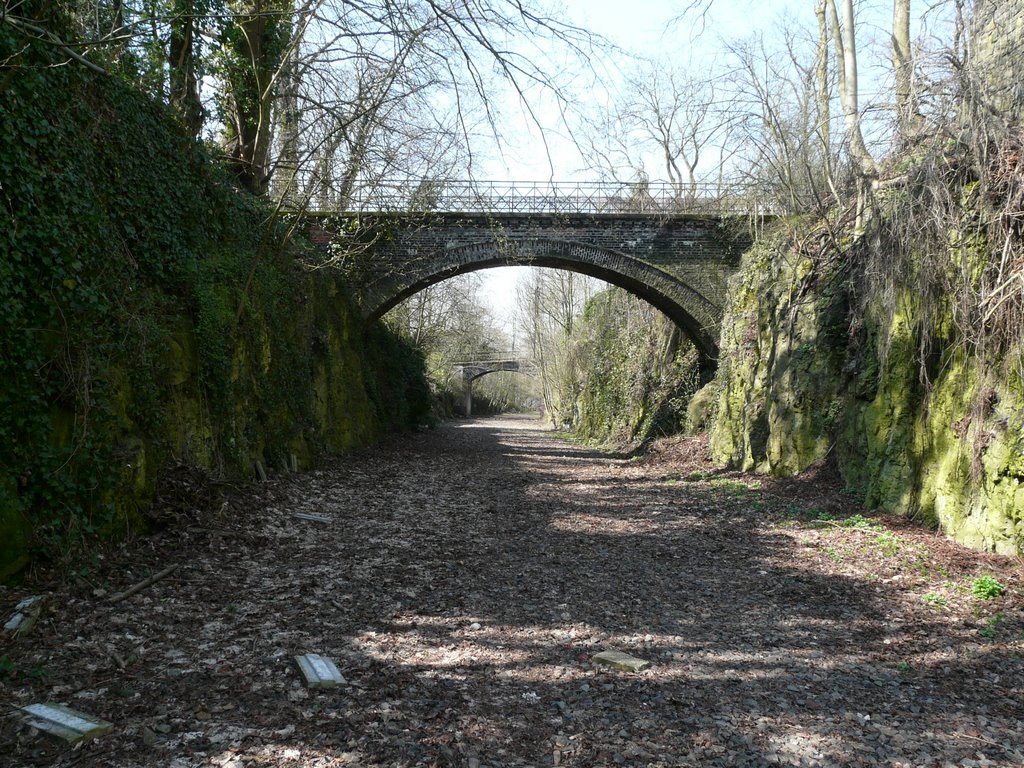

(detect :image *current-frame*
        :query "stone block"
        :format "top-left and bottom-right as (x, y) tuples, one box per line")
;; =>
(4, 595), (44, 637)
(19, 703), (113, 743)
(294, 654), (346, 688)
(592, 650), (652, 672)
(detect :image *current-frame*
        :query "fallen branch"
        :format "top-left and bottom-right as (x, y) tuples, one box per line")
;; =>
(953, 731), (1018, 755)
(1, 15), (108, 75)
(108, 564), (179, 605)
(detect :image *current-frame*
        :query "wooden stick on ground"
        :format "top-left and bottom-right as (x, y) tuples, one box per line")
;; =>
(108, 564), (179, 605)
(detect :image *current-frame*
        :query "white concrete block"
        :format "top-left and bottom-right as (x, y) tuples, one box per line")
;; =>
(294, 654), (346, 689)
(19, 703), (113, 743)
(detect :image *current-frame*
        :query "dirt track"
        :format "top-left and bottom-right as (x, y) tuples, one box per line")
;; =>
(1, 416), (1022, 767)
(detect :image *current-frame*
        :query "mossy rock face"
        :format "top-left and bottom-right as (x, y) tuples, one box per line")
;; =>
(0, 481), (29, 583)
(708, 244), (767, 469)
(571, 289), (700, 445)
(685, 380), (719, 435)
(710, 223), (1023, 555)
(164, 321), (198, 387)
(107, 436), (151, 535)
(0, 33), (432, 578)
(710, 234), (845, 475)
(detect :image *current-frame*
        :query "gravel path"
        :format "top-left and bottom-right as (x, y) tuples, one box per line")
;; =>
(1, 415), (1022, 767)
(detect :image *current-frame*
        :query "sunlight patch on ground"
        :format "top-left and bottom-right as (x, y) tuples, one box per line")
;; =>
(548, 512), (663, 535)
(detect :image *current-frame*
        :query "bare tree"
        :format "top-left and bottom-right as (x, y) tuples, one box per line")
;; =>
(827, 0), (877, 183)
(891, 0), (922, 144)
(625, 64), (733, 197)
(16, 0), (597, 200)
(582, 60), (734, 199)
(385, 273), (512, 400)
(514, 269), (600, 425)
(168, 0), (201, 135)
(725, 18), (849, 215)
(815, 0), (841, 200)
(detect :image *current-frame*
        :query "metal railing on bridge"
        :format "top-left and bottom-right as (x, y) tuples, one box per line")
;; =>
(325, 180), (767, 216)
(452, 353), (534, 367)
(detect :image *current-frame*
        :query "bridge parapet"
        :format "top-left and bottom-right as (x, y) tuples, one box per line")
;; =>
(320, 179), (768, 216)
(453, 357), (538, 381)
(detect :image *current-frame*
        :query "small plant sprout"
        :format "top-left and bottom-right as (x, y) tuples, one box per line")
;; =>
(896, 661), (912, 674)
(971, 575), (1006, 600)
(979, 614), (1005, 639)
(841, 514), (883, 531)
(875, 531), (902, 556)
(921, 593), (948, 609)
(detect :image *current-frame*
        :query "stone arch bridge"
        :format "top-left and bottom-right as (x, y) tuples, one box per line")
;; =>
(452, 354), (538, 417)
(306, 181), (762, 369)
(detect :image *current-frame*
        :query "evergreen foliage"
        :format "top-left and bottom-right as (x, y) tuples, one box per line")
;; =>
(0, 30), (430, 577)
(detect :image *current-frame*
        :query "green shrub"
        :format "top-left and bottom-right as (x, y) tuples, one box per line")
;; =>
(970, 575), (1005, 600)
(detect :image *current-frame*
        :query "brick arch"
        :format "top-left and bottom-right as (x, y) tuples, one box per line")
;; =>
(362, 237), (722, 363)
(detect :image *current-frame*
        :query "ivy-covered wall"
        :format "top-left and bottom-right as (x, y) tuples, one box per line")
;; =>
(572, 288), (700, 445)
(710, 222), (1024, 555)
(0, 31), (431, 580)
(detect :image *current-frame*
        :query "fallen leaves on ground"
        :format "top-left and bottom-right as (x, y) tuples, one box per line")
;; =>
(1, 416), (1022, 767)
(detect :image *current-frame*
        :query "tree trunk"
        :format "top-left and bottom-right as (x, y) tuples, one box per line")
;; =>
(827, 0), (877, 181)
(221, 0), (289, 195)
(273, 37), (301, 203)
(168, 0), (202, 137)
(892, 0), (920, 144)
(815, 0), (838, 199)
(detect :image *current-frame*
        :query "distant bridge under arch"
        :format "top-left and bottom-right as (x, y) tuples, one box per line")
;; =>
(452, 355), (538, 417)
(306, 180), (761, 369)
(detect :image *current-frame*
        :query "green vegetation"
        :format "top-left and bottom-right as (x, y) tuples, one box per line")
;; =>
(710, 478), (756, 497)
(824, 546), (844, 563)
(874, 532), (903, 557)
(841, 514), (884, 531)
(970, 575), (1006, 600)
(573, 288), (701, 444)
(922, 593), (948, 608)
(683, 471), (713, 482)
(0, 30), (430, 579)
(979, 613), (1005, 638)
(709, 172), (1024, 555)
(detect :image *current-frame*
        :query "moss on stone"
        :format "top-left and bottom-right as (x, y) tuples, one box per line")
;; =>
(710, 216), (1024, 554)
(685, 380), (719, 435)
(0, 40), (432, 579)
(0, 480), (29, 583)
